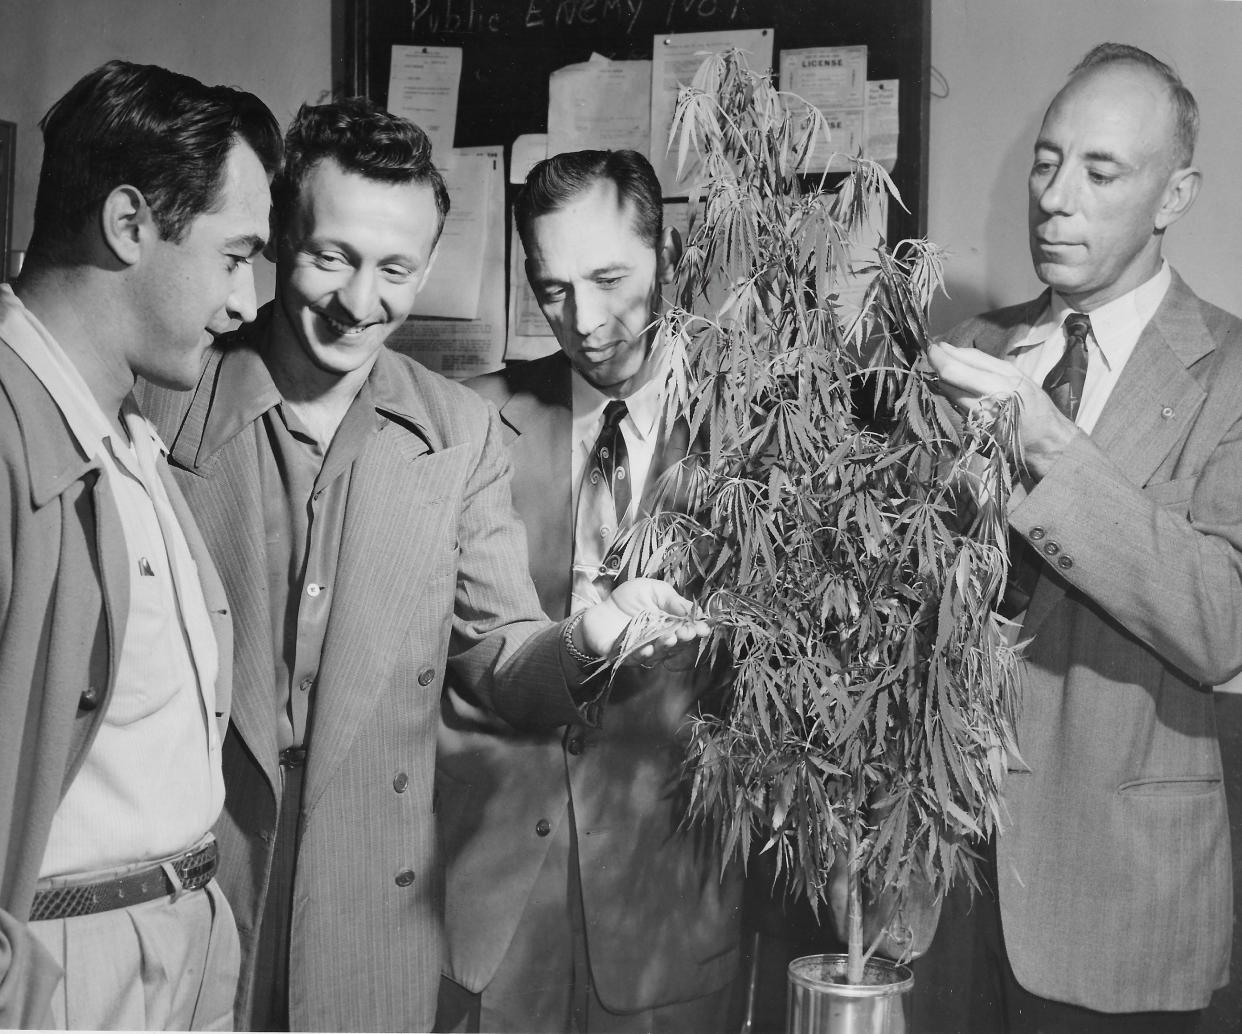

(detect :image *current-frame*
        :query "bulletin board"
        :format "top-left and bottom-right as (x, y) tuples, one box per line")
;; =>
(343, 0), (931, 243)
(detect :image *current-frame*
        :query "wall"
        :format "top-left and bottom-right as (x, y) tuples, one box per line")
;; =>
(0, 0), (333, 299)
(927, 0), (1242, 332)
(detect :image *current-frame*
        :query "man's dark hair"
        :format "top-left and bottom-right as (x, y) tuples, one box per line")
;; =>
(1070, 42), (1199, 166)
(273, 98), (451, 244)
(515, 149), (663, 253)
(29, 59), (281, 261)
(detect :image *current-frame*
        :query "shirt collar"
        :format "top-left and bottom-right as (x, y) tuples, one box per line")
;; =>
(200, 304), (438, 463)
(571, 334), (668, 450)
(0, 284), (156, 464)
(1010, 260), (1172, 370)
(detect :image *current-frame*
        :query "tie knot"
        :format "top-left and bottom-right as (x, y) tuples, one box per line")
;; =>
(602, 400), (628, 431)
(1063, 312), (1092, 346)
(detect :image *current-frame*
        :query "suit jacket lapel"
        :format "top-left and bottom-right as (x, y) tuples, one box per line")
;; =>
(497, 364), (574, 619)
(1021, 275), (1211, 636)
(168, 371), (280, 796)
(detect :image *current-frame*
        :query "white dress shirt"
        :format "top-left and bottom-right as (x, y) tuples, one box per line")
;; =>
(569, 343), (668, 612)
(1006, 261), (1171, 432)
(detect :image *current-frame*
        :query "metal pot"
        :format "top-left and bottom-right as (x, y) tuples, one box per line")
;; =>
(787, 953), (913, 1034)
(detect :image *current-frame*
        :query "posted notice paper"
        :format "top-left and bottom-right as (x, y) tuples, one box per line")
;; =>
(548, 53), (652, 157)
(390, 147), (507, 378)
(649, 28), (774, 196)
(780, 45), (867, 173)
(387, 45), (462, 156)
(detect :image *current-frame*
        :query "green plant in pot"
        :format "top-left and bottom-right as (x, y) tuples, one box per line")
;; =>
(611, 50), (1022, 1027)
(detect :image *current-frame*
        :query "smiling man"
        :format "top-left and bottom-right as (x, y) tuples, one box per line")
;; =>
(0, 60), (280, 1030)
(920, 43), (1242, 1032)
(436, 149), (742, 1034)
(140, 103), (709, 1034)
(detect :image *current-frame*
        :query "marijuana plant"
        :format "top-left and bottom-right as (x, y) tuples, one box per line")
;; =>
(616, 50), (1021, 984)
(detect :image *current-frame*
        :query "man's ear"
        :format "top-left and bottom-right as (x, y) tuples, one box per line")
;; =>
(99, 185), (151, 266)
(657, 225), (682, 285)
(1155, 165), (1201, 231)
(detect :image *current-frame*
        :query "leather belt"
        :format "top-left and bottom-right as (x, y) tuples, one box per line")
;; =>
(29, 839), (218, 922)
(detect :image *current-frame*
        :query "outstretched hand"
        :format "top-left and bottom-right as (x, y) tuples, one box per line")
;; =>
(577, 578), (712, 666)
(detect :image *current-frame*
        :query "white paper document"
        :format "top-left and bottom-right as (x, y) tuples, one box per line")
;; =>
(649, 28), (774, 196)
(390, 148), (507, 378)
(866, 79), (900, 172)
(386, 45), (462, 156)
(548, 53), (652, 157)
(410, 150), (491, 320)
(510, 133), (549, 185)
(780, 45), (868, 174)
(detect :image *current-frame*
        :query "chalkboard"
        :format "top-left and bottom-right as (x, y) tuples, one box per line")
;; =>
(344, 0), (930, 241)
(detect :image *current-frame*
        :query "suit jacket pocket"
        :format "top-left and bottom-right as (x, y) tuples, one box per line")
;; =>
(1116, 774), (1221, 796)
(1141, 475), (1197, 515)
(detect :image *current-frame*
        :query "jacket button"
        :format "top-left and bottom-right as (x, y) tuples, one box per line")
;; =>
(1042, 541), (1060, 556)
(535, 819), (552, 837)
(1056, 555), (1074, 570)
(394, 869), (416, 887)
(393, 772), (409, 793)
(79, 685), (100, 711)
(417, 668), (435, 687)
(567, 736), (584, 756)
(1028, 527), (1046, 541)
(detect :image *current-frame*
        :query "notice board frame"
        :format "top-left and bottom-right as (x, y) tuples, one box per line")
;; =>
(343, 0), (930, 243)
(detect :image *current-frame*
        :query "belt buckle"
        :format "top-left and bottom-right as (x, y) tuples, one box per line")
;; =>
(172, 840), (218, 892)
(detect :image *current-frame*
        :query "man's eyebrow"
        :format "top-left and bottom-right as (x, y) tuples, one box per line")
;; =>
(226, 233), (267, 256)
(1081, 149), (1128, 167)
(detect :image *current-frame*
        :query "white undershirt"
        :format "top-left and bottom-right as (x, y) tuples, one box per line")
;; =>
(0, 285), (222, 877)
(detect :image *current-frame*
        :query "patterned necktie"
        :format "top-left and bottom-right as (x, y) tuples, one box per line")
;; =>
(999, 312), (1093, 619)
(592, 400), (631, 526)
(1042, 312), (1092, 419)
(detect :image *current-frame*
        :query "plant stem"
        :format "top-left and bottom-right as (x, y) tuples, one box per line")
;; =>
(848, 824), (864, 985)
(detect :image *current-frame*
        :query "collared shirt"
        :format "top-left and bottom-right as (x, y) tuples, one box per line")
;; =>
(569, 341), (668, 612)
(0, 286), (222, 877)
(202, 333), (390, 752)
(1006, 261), (1172, 433)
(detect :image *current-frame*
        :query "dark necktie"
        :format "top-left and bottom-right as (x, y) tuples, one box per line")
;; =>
(998, 312), (1092, 619)
(592, 400), (631, 527)
(1042, 312), (1092, 420)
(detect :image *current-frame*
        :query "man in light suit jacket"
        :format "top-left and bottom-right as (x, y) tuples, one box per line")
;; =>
(923, 43), (1242, 1032)
(0, 61), (280, 1029)
(141, 105), (707, 1033)
(436, 150), (742, 1033)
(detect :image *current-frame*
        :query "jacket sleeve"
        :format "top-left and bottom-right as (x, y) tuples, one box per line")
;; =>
(0, 910), (59, 1029)
(445, 403), (602, 729)
(1011, 417), (1242, 686)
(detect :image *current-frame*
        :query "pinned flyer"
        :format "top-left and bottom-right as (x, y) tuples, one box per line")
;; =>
(780, 45), (867, 174)
(386, 45), (462, 156)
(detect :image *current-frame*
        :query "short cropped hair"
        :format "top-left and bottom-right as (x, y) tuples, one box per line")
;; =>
(515, 149), (663, 253)
(29, 59), (281, 260)
(1070, 43), (1199, 166)
(273, 98), (451, 244)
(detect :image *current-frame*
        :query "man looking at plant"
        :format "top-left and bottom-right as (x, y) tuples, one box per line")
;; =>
(926, 42), (1242, 1031)
(139, 110), (708, 1033)
(436, 149), (743, 1033)
(0, 60), (280, 1029)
